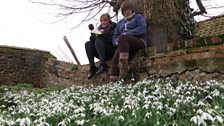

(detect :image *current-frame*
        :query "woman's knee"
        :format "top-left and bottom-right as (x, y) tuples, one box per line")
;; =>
(85, 41), (90, 48)
(85, 41), (95, 51)
(94, 38), (104, 46)
(117, 35), (127, 44)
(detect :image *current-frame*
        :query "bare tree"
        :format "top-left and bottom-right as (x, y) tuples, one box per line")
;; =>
(29, 0), (223, 53)
(29, 0), (116, 27)
(192, 0), (207, 16)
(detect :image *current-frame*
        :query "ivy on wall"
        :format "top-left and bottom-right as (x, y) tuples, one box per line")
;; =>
(179, 0), (196, 40)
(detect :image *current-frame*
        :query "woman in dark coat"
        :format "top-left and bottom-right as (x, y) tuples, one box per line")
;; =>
(85, 13), (116, 79)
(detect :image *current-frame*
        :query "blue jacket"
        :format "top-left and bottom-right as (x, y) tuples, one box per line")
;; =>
(112, 13), (148, 46)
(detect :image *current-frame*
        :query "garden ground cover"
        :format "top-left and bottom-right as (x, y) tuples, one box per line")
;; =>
(0, 78), (223, 126)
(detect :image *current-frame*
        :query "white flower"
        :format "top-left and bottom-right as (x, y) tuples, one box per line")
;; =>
(74, 107), (85, 113)
(190, 115), (207, 126)
(214, 105), (219, 110)
(3, 120), (15, 126)
(57, 120), (67, 126)
(16, 117), (31, 126)
(201, 112), (214, 122)
(198, 116), (207, 126)
(211, 89), (220, 97)
(118, 115), (124, 121)
(156, 111), (161, 115)
(157, 105), (163, 110)
(197, 109), (204, 114)
(214, 116), (223, 123)
(76, 119), (84, 126)
(37, 122), (50, 126)
(25, 117), (31, 126)
(19, 118), (26, 126)
(143, 104), (149, 109)
(41, 98), (49, 103)
(197, 100), (206, 107)
(190, 115), (198, 124)
(145, 112), (152, 119)
(15, 118), (21, 123)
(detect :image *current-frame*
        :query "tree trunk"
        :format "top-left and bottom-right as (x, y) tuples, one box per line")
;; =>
(136, 0), (183, 53)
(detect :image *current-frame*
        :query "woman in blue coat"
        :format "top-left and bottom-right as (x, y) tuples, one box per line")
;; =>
(110, 1), (148, 81)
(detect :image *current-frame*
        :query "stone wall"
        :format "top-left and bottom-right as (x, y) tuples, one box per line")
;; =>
(0, 45), (109, 87)
(0, 46), (55, 87)
(1, 39), (224, 87)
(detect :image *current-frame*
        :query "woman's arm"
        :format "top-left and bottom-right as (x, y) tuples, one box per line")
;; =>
(112, 21), (122, 46)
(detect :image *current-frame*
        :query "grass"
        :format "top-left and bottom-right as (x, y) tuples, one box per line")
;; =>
(0, 83), (65, 95)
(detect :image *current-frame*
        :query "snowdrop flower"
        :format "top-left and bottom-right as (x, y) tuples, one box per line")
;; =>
(190, 115), (199, 124)
(201, 112), (214, 122)
(205, 95), (213, 100)
(207, 109), (213, 114)
(214, 105), (219, 110)
(37, 122), (50, 126)
(157, 105), (163, 110)
(186, 91), (191, 95)
(169, 107), (176, 115)
(143, 104), (149, 109)
(132, 111), (137, 118)
(156, 111), (161, 115)
(75, 119), (84, 126)
(57, 120), (67, 126)
(5, 120), (15, 126)
(118, 115), (124, 121)
(197, 100), (206, 107)
(74, 107), (85, 113)
(142, 88), (148, 95)
(15, 118), (21, 123)
(124, 105), (132, 110)
(159, 95), (165, 99)
(19, 117), (31, 126)
(211, 89), (220, 97)
(167, 111), (174, 117)
(214, 116), (223, 123)
(145, 112), (152, 119)
(137, 92), (142, 97)
(41, 98), (49, 103)
(197, 109), (204, 114)
(192, 109), (215, 126)
(190, 115), (207, 126)
(156, 121), (160, 125)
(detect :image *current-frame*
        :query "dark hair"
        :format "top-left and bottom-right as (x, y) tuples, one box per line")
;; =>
(121, 1), (134, 15)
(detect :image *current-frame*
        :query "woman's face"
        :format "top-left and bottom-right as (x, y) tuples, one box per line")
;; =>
(100, 17), (110, 28)
(122, 8), (133, 19)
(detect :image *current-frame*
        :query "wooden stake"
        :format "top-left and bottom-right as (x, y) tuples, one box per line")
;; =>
(63, 36), (81, 65)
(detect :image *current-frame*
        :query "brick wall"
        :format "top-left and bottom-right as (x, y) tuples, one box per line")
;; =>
(1, 39), (224, 87)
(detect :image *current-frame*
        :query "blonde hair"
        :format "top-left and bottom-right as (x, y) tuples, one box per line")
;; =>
(100, 13), (111, 22)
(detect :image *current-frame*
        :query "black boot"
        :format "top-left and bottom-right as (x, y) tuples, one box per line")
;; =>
(88, 66), (98, 79)
(96, 64), (109, 75)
